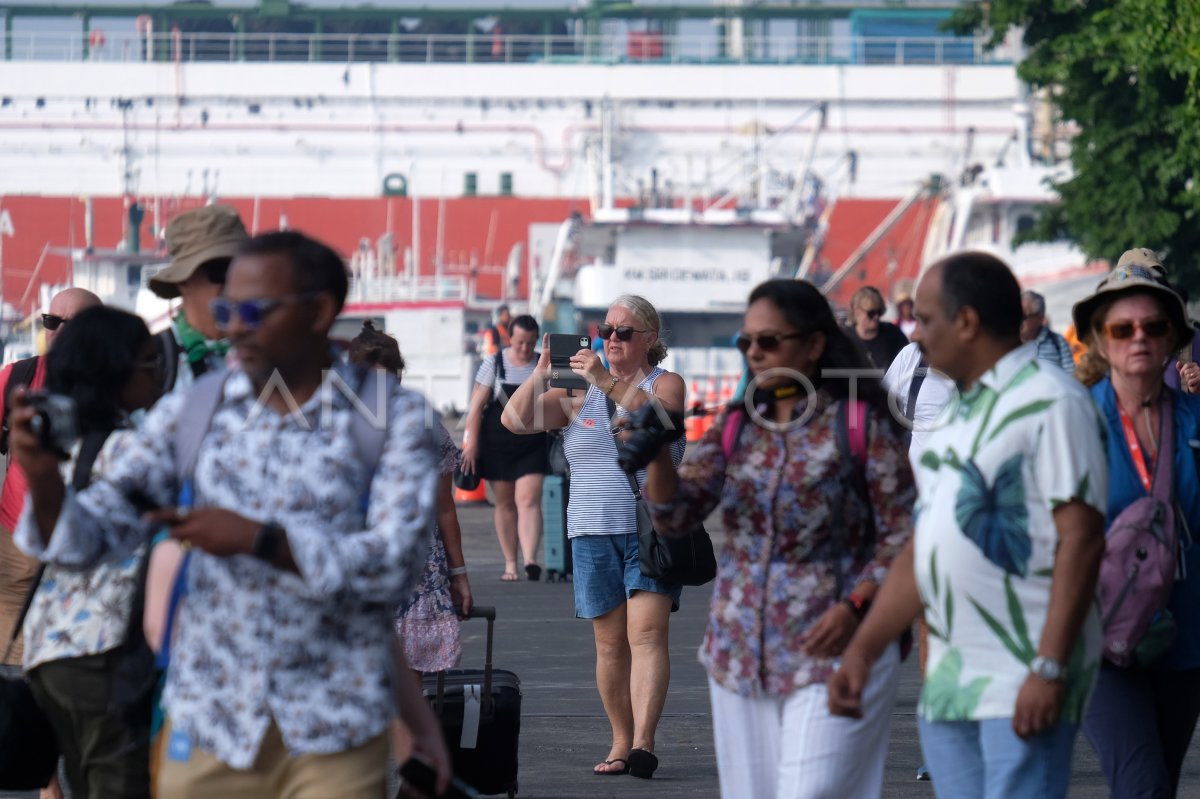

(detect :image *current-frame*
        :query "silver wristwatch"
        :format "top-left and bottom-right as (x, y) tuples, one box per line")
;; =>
(1030, 655), (1064, 683)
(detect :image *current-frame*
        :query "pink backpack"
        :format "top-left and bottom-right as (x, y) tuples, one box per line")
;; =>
(1097, 394), (1180, 667)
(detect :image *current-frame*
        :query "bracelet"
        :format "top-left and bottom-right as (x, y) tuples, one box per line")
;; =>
(448, 565), (469, 577)
(603, 376), (619, 396)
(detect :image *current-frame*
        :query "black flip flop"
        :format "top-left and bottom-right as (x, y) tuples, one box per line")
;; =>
(628, 748), (658, 779)
(593, 758), (629, 776)
(525, 563), (542, 581)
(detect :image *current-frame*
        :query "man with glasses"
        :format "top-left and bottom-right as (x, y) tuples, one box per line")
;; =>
(1020, 290), (1075, 374)
(846, 285), (909, 370)
(148, 204), (248, 393)
(12, 230), (447, 798)
(0, 287), (100, 673)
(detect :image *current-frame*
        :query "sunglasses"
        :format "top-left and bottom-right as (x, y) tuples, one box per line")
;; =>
(1103, 318), (1172, 341)
(861, 308), (884, 320)
(211, 293), (320, 331)
(41, 314), (66, 331)
(597, 323), (647, 342)
(735, 332), (805, 354)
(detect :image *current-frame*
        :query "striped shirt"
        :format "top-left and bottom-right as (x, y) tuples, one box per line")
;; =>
(474, 348), (539, 395)
(561, 368), (686, 537)
(1033, 326), (1075, 374)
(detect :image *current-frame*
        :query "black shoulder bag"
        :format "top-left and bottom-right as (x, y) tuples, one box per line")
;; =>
(606, 396), (716, 587)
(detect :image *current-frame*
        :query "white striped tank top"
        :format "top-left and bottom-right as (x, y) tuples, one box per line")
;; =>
(561, 367), (686, 538)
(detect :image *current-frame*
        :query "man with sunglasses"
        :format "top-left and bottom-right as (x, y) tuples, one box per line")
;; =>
(846, 285), (908, 370)
(12, 231), (446, 798)
(148, 204), (248, 393)
(0, 287), (100, 673)
(1020, 291), (1075, 375)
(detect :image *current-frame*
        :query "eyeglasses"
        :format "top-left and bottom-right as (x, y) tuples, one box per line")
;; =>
(211, 293), (320, 330)
(597, 323), (648, 342)
(1103, 318), (1172, 341)
(861, 308), (884, 321)
(41, 314), (66, 331)
(735, 331), (805, 354)
(1023, 312), (1043, 322)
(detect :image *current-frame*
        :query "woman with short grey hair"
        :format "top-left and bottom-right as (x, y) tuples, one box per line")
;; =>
(504, 294), (686, 780)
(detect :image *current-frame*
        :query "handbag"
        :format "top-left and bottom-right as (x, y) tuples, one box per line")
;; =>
(0, 566), (59, 790)
(606, 397), (716, 586)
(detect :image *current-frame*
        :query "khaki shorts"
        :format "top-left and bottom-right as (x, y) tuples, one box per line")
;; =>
(157, 717), (388, 799)
(0, 527), (40, 664)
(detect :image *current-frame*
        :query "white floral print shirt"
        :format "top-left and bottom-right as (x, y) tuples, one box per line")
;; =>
(21, 429), (144, 671)
(913, 344), (1107, 723)
(16, 359), (438, 769)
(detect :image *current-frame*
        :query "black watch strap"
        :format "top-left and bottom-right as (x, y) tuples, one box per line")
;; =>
(252, 522), (283, 562)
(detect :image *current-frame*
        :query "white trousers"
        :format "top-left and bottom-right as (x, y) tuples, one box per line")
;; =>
(708, 642), (901, 799)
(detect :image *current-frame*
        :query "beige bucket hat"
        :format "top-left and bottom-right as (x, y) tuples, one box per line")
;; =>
(1071, 263), (1190, 351)
(1115, 247), (1166, 276)
(150, 205), (248, 299)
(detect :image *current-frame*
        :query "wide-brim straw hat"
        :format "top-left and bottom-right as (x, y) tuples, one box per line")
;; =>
(1071, 264), (1191, 351)
(149, 205), (248, 299)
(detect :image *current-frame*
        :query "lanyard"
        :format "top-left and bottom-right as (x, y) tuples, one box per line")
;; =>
(1118, 406), (1154, 494)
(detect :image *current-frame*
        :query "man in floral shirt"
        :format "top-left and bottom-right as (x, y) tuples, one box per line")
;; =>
(829, 251), (1108, 798)
(12, 232), (445, 797)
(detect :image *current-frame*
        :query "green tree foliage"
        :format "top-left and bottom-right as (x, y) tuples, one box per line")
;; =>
(952, 1), (1200, 287)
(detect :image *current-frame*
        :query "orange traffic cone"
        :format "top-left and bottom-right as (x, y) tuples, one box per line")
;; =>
(454, 478), (489, 504)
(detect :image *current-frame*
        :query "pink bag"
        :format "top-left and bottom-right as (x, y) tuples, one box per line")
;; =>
(1097, 394), (1180, 667)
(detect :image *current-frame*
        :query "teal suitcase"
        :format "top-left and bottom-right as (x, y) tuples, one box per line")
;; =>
(542, 476), (571, 582)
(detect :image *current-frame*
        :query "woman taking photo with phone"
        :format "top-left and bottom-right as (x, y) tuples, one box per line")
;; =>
(503, 295), (686, 780)
(642, 280), (915, 799)
(461, 314), (548, 581)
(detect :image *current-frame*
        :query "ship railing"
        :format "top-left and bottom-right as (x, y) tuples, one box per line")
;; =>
(347, 275), (469, 305)
(2, 31), (1007, 67)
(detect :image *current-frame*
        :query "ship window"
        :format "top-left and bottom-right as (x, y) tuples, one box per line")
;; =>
(128, 265), (142, 289)
(500, 173), (513, 196)
(1016, 214), (1037, 236)
(463, 173), (477, 197)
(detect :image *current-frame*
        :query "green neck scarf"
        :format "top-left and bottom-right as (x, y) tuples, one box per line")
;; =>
(174, 313), (230, 365)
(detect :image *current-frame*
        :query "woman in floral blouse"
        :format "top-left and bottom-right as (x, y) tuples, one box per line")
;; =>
(21, 306), (166, 799)
(643, 279), (916, 799)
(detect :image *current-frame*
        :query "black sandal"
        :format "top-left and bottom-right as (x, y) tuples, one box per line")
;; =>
(525, 563), (542, 582)
(593, 758), (629, 776)
(628, 748), (658, 779)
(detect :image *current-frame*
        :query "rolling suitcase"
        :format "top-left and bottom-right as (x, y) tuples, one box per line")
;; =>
(423, 606), (521, 798)
(542, 475), (571, 581)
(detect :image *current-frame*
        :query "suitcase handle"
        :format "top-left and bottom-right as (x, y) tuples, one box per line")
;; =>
(436, 606), (496, 716)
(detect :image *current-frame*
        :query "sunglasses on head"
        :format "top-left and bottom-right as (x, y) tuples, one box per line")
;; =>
(597, 323), (647, 342)
(211, 292), (320, 331)
(1103, 318), (1172, 341)
(41, 314), (66, 331)
(735, 331), (805, 354)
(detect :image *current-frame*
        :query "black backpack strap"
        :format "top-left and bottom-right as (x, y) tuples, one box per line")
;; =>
(156, 329), (181, 395)
(1, 356), (40, 455)
(905, 357), (928, 422)
(72, 429), (114, 492)
(494, 351), (506, 383)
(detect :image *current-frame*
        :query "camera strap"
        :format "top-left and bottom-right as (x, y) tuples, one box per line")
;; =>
(603, 395), (642, 500)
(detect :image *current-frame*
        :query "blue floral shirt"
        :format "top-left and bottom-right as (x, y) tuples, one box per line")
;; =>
(912, 344), (1108, 722)
(16, 359), (438, 769)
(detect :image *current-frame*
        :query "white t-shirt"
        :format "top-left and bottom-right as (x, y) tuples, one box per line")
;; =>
(912, 344), (1108, 723)
(881, 342), (957, 455)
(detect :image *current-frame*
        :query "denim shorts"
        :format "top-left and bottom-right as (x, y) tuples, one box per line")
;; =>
(571, 533), (682, 618)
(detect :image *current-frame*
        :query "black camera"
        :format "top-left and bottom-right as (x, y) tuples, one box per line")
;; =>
(25, 391), (79, 458)
(615, 402), (686, 474)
